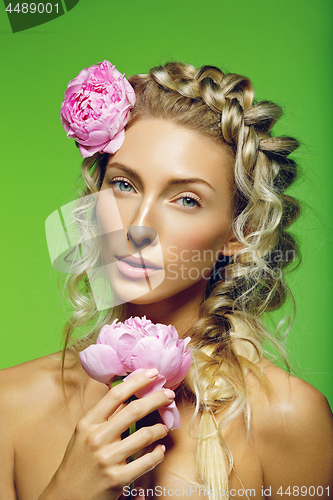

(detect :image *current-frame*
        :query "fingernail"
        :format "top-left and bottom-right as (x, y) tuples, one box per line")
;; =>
(163, 424), (169, 432)
(164, 389), (175, 399)
(161, 444), (166, 452)
(145, 368), (159, 379)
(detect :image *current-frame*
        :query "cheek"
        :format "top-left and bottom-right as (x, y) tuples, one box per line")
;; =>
(96, 193), (130, 262)
(96, 190), (125, 232)
(165, 222), (229, 269)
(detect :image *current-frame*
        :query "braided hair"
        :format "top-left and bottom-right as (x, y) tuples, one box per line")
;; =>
(63, 62), (300, 498)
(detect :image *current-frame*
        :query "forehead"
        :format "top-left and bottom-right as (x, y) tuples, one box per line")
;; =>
(108, 119), (235, 188)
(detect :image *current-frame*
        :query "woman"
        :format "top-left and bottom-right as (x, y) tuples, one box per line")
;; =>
(0, 61), (332, 500)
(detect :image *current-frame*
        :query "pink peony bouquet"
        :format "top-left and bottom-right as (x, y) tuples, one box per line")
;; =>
(79, 317), (192, 430)
(60, 60), (136, 158)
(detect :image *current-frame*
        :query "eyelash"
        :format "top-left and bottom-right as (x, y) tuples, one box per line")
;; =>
(106, 177), (203, 208)
(107, 177), (135, 193)
(175, 193), (202, 208)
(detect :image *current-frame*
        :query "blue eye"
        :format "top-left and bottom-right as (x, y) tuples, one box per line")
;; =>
(110, 179), (134, 192)
(182, 197), (197, 207)
(117, 181), (133, 191)
(176, 196), (201, 208)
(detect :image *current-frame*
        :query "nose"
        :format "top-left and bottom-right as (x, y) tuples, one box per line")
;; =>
(127, 225), (157, 252)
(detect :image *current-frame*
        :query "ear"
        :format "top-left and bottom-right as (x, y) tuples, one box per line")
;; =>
(220, 233), (244, 257)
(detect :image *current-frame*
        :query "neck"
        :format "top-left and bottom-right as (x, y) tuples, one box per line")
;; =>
(126, 280), (206, 337)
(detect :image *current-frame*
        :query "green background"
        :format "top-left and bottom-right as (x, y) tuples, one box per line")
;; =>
(1, 0), (332, 407)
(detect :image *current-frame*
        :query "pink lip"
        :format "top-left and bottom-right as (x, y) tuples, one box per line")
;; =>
(116, 255), (163, 280)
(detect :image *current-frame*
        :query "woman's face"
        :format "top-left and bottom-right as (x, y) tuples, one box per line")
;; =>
(97, 119), (238, 306)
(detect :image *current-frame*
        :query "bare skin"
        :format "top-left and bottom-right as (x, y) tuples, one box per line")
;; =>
(0, 353), (332, 500)
(1, 120), (332, 499)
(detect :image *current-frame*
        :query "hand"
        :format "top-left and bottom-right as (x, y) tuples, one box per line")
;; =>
(39, 369), (173, 500)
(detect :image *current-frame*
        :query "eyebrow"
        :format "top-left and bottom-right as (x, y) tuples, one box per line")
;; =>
(106, 162), (216, 192)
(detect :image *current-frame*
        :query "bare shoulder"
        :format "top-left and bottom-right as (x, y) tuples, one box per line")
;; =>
(249, 357), (332, 431)
(0, 354), (63, 415)
(0, 354), (65, 500)
(249, 358), (333, 497)
(0, 351), (84, 419)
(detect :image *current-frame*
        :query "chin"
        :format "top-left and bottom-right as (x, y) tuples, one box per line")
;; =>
(121, 277), (209, 307)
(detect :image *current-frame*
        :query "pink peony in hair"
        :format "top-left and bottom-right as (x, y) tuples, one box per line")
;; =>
(60, 60), (136, 158)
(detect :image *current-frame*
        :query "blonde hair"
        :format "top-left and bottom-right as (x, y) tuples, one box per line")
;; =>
(61, 62), (300, 498)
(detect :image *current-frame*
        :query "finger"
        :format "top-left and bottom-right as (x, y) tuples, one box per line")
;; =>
(92, 389), (175, 445)
(120, 444), (166, 487)
(104, 423), (168, 464)
(84, 369), (160, 424)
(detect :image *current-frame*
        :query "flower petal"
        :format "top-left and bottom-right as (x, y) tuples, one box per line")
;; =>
(165, 347), (192, 389)
(79, 344), (126, 384)
(117, 333), (138, 370)
(158, 401), (181, 430)
(130, 337), (165, 371)
(103, 129), (125, 154)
